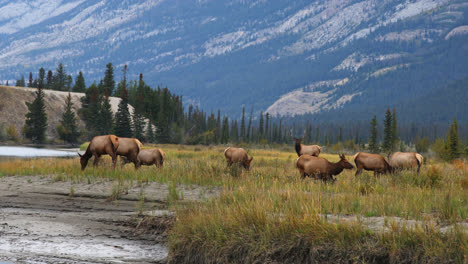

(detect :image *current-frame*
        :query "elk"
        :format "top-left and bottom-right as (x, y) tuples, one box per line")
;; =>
(224, 147), (253, 170)
(136, 148), (165, 168)
(79, 135), (119, 170)
(389, 152), (423, 173)
(117, 137), (143, 168)
(294, 138), (321, 157)
(296, 154), (354, 182)
(353, 152), (393, 177)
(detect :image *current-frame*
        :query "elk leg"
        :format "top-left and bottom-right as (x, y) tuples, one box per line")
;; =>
(355, 167), (363, 176)
(111, 153), (117, 169)
(93, 154), (101, 167)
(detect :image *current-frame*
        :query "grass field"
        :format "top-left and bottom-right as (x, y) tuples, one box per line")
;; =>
(0, 144), (466, 263)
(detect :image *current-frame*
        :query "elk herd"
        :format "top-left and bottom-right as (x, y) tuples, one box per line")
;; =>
(79, 135), (423, 183)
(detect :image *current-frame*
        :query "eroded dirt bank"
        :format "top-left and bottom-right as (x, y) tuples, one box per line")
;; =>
(0, 175), (219, 264)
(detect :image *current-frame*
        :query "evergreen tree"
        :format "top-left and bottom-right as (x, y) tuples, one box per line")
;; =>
(231, 120), (239, 143)
(24, 84), (48, 143)
(65, 75), (73, 91)
(28, 72), (33, 88)
(220, 116), (229, 144)
(369, 115), (379, 153)
(240, 107), (245, 141)
(446, 117), (460, 160)
(265, 112), (270, 141)
(114, 65), (128, 97)
(258, 111), (264, 140)
(81, 82), (101, 138)
(38, 68), (45, 88)
(392, 108), (398, 151)
(216, 109), (221, 143)
(46, 70), (53, 89)
(146, 119), (154, 143)
(99, 94), (114, 135)
(246, 110), (252, 142)
(103, 63), (115, 95)
(383, 108), (393, 153)
(16, 75), (25, 87)
(114, 86), (133, 138)
(72, 71), (86, 93)
(53, 63), (67, 91)
(57, 92), (80, 143)
(338, 127), (343, 142)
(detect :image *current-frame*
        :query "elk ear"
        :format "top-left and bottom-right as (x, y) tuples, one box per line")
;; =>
(78, 152), (83, 157)
(249, 157), (253, 161)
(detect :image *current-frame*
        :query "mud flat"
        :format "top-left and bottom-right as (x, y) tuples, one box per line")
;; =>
(0, 175), (219, 264)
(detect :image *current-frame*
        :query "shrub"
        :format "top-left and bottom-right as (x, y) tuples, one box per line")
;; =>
(6, 124), (20, 142)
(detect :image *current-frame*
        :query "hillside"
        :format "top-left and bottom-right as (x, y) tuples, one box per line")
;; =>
(0, 85), (134, 140)
(0, 0), (467, 121)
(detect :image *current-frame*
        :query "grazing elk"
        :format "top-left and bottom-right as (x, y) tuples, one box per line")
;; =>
(136, 148), (165, 168)
(224, 147), (253, 170)
(294, 138), (321, 157)
(353, 152), (393, 177)
(389, 152), (423, 173)
(79, 135), (119, 170)
(117, 137), (143, 168)
(296, 154), (354, 182)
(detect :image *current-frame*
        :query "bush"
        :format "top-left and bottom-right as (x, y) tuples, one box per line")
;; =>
(6, 124), (20, 142)
(415, 137), (429, 153)
(431, 139), (450, 161)
(0, 124), (6, 141)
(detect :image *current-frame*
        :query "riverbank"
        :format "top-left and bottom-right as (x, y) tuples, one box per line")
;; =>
(0, 175), (219, 263)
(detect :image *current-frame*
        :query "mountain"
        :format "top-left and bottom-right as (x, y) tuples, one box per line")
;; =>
(0, 0), (467, 123)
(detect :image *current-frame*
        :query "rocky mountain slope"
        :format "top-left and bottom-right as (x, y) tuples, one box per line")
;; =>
(0, 85), (134, 140)
(0, 0), (467, 122)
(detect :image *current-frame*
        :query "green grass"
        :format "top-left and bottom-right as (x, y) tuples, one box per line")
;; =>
(0, 144), (466, 263)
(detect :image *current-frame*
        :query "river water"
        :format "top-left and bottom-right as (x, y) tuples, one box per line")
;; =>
(0, 146), (78, 158)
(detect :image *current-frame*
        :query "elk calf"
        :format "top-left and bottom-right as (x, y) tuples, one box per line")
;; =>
(224, 147), (253, 170)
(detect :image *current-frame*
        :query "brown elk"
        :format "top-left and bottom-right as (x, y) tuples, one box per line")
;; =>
(389, 152), (423, 173)
(117, 138), (143, 168)
(294, 138), (321, 157)
(136, 148), (165, 168)
(296, 154), (354, 182)
(353, 152), (393, 177)
(224, 147), (253, 170)
(79, 135), (119, 170)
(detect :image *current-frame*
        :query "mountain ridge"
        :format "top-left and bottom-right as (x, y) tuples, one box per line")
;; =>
(0, 0), (467, 121)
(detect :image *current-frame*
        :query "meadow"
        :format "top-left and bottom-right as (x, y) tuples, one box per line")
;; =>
(0, 144), (466, 263)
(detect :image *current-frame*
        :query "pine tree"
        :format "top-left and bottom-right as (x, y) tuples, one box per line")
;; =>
(258, 111), (264, 140)
(57, 92), (80, 143)
(231, 120), (239, 142)
(265, 112), (270, 142)
(246, 110), (252, 142)
(220, 116), (229, 144)
(53, 63), (67, 91)
(240, 107), (245, 141)
(114, 65), (128, 97)
(24, 84), (48, 143)
(103, 63), (115, 95)
(369, 115), (379, 153)
(99, 94), (114, 135)
(16, 75), (25, 87)
(446, 117), (460, 160)
(383, 108), (393, 153)
(28, 72), (33, 88)
(72, 71), (86, 93)
(391, 108), (398, 151)
(81, 83), (101, 138)
(38, 68), (45, 88)
(146, 119), (154, 143)
(114, 86), (133, 138)
(46, 70), (53, 89)
(216, 109), (221, 143)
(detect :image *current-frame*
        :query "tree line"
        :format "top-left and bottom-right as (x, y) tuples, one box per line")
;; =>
(3, 62), (466, 161)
